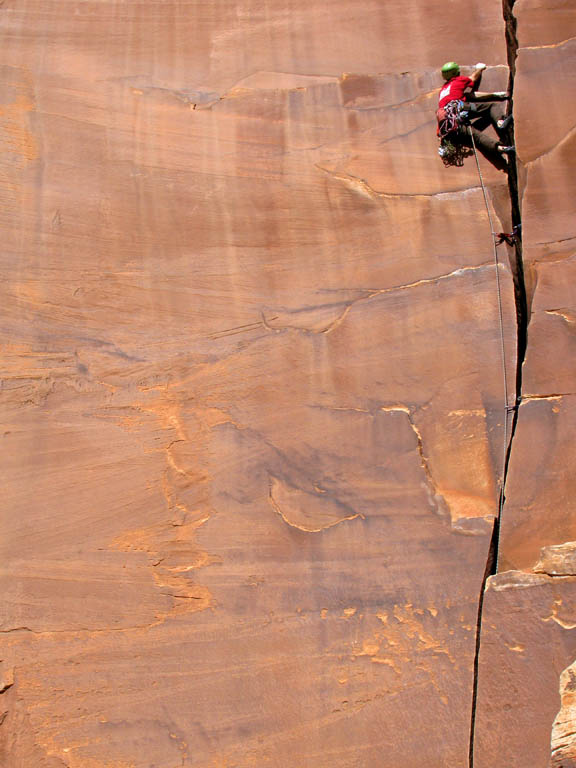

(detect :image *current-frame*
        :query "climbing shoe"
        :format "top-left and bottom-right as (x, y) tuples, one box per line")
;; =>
(497, 115), (513, 131)
(498, 145), (515, 155)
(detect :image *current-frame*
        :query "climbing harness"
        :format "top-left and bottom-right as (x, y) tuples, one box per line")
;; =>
(437, 100), (473, 167)
(468, 125), (512, 544)
(437, 99), (466, 137)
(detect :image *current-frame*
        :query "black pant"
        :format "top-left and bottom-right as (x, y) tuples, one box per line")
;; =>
(457, 102), (506, 155)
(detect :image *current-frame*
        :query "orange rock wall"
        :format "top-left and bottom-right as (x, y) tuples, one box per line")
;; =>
(474, 1), (576, 766)
(0, 0), (573, 766)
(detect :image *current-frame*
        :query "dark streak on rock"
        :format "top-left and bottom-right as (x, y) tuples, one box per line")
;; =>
(469, 518), (499, 768)
(469, 1), (528, 765)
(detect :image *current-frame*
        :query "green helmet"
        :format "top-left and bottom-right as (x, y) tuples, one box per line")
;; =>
(441, 61), (460, 80)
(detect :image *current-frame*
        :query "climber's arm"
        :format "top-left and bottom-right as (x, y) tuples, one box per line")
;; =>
(469, 63), (487, 87)
(465, 62), (509, 100)
(468, 91), (509, 101)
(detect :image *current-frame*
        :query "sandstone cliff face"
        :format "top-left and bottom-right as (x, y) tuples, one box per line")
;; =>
(473, 2), (576, 766)
(0, 1), (573, 767)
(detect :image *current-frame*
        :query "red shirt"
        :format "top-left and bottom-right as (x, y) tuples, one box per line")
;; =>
(438, 76), (475, 108)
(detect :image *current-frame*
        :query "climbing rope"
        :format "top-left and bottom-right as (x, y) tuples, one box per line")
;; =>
(468, 126), (511, 530)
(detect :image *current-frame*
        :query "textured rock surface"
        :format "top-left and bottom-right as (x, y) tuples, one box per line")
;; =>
(2, 0), (573, 766)
(502, 0), (576, 569)
(552, 659), (576, 768)
(536, 542), (576, 577)
(473, 1), (576, 766)
(473, 572), (576, 768)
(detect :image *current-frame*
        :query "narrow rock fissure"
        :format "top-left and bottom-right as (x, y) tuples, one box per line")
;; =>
(469, 1), (528, 764)
(468, 521), (499, 767)
(502, 0), (528, 415)
(491, 0), (528, 575)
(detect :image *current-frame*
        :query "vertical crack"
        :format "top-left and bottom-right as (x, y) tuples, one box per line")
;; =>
(502, 0), (528, 419)
(468, 520), (499, 768)
(469, 1), (528, 765)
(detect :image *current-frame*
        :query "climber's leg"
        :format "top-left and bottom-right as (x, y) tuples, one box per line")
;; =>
(458, 126), (510, 171)
(465, 101), (506, 131)
(458, 125), (497, 153)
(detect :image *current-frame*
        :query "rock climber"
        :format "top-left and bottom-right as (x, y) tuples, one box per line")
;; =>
(437, 61), (514, 163)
